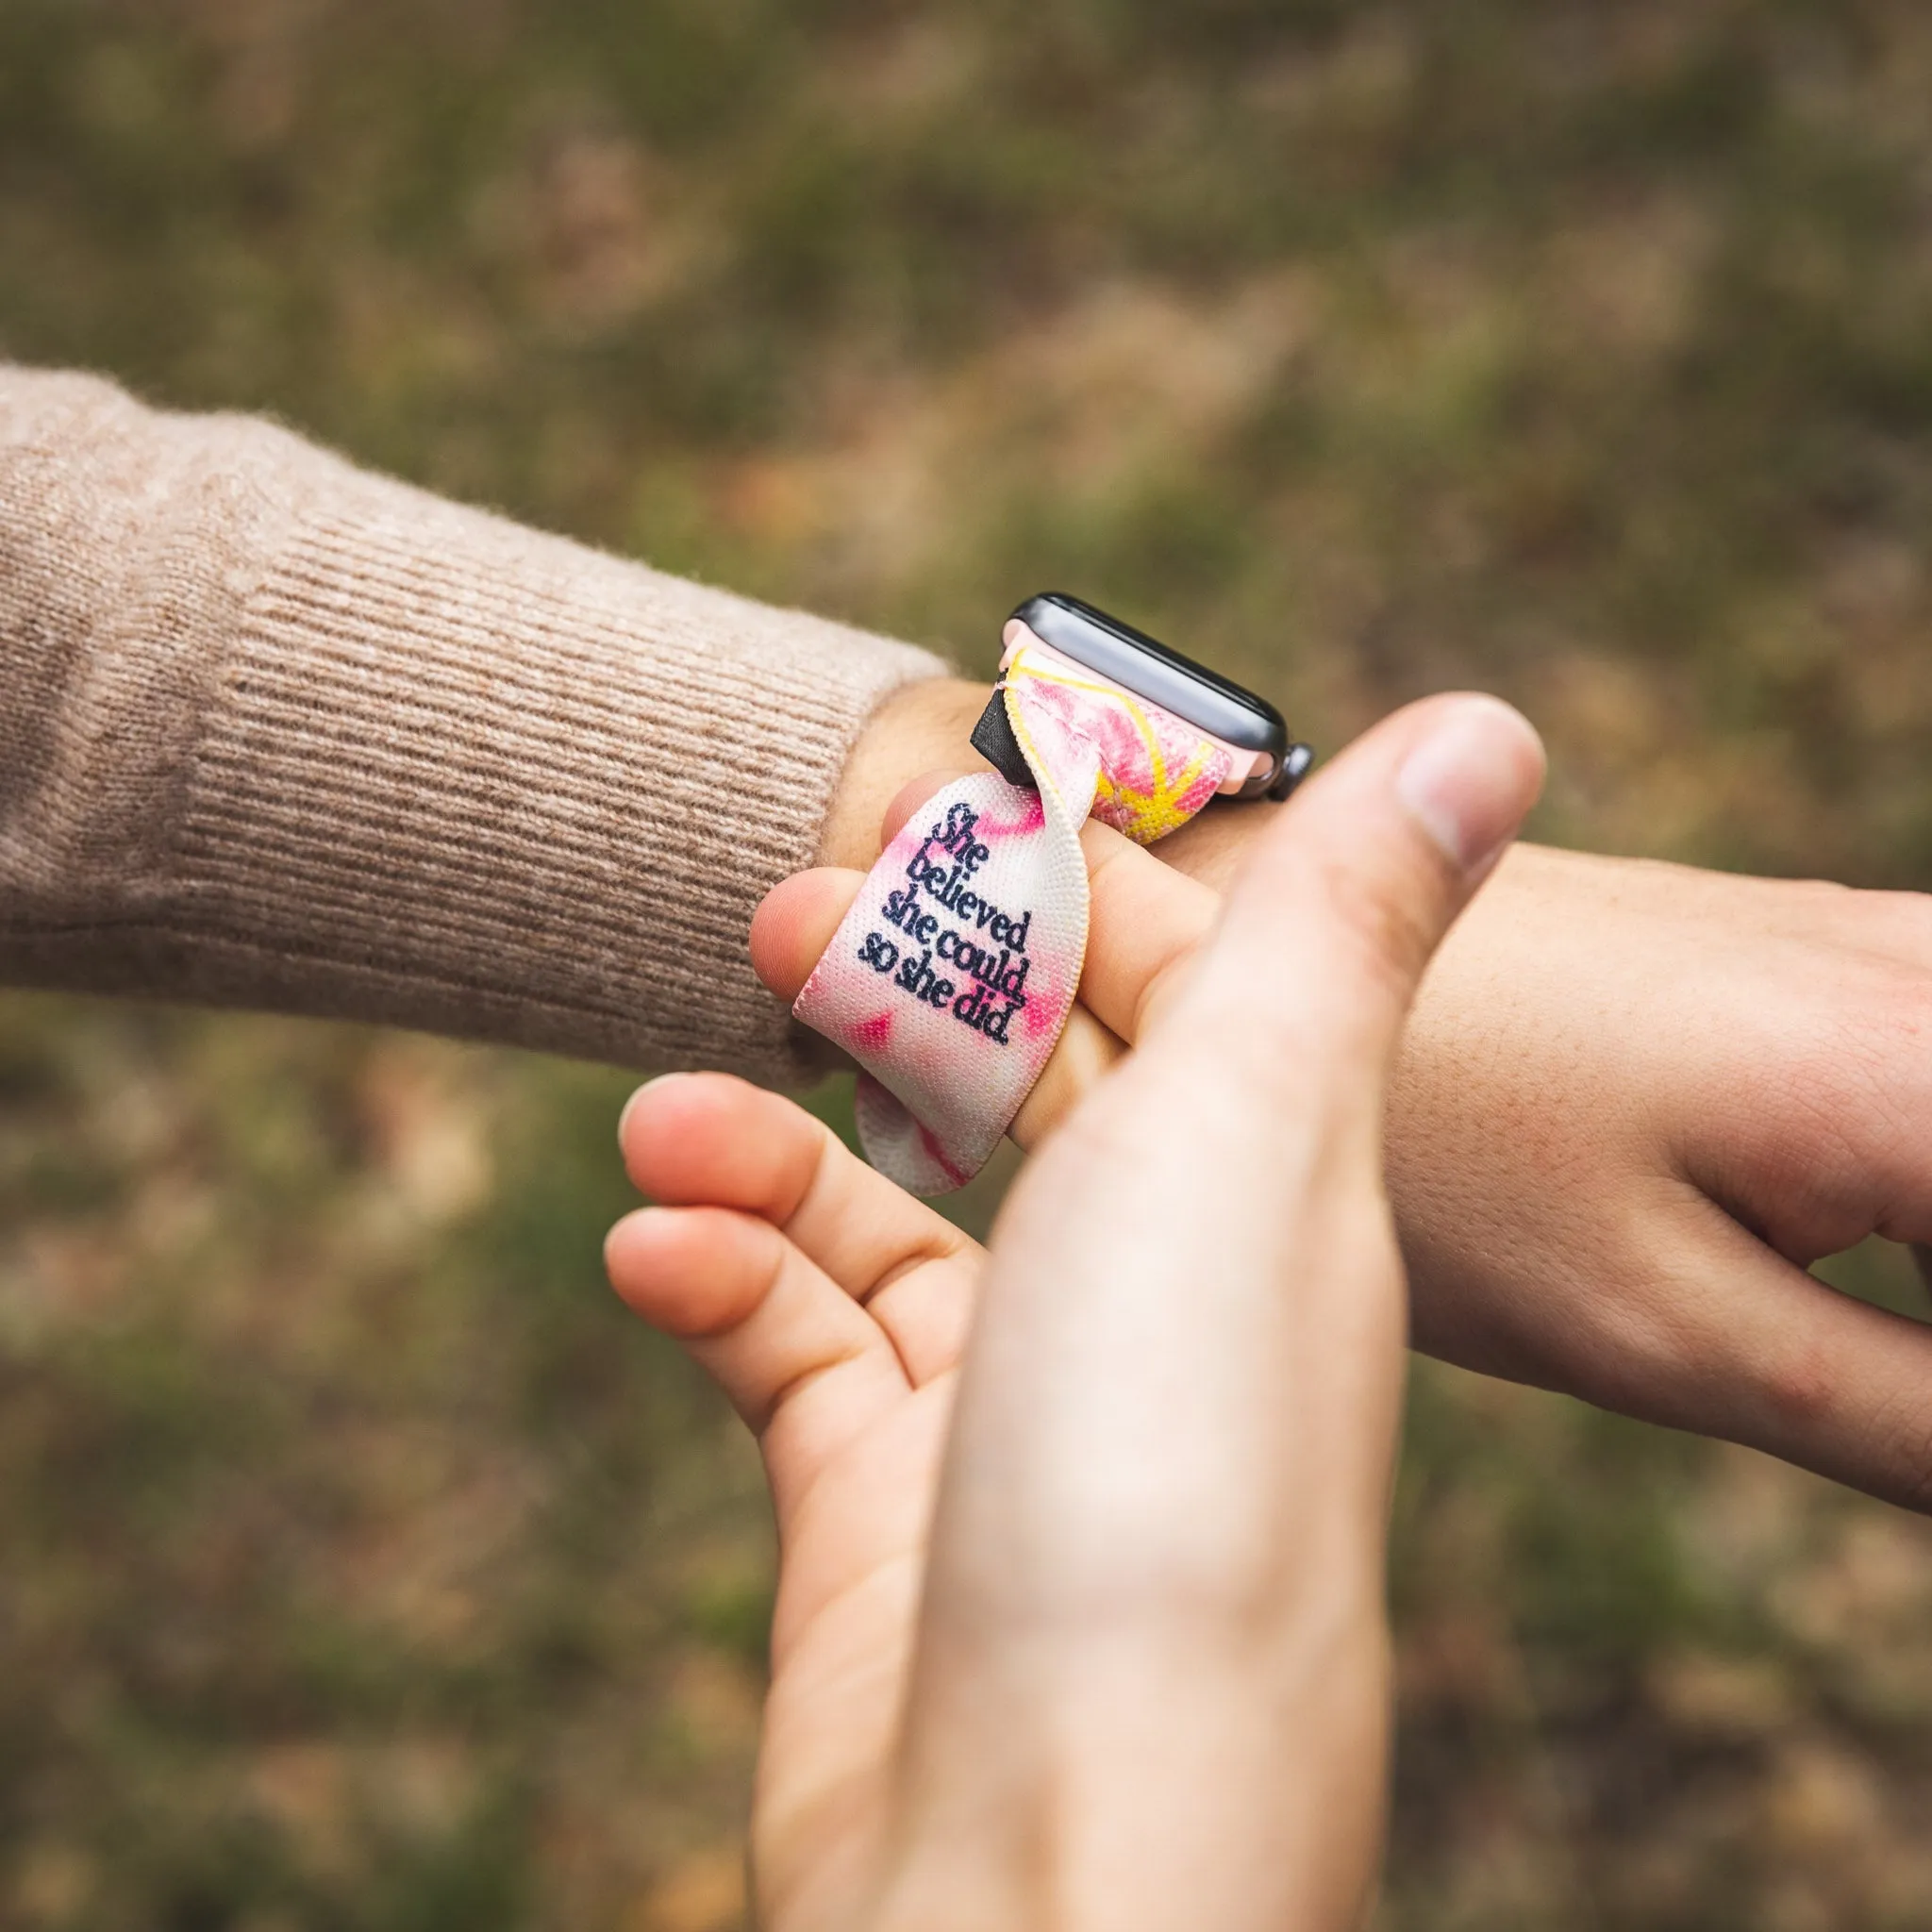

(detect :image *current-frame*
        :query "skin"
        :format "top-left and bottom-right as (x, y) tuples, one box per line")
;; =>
(608, 694), (1548, 1932)
(795, 679), (1932, 1514)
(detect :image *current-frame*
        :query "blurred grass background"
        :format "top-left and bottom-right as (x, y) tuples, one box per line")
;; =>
(5, 3), (1932, 1926)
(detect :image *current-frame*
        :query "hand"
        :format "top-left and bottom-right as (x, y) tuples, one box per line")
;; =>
(1168, 828), (1932, 1512)
(608, 695), (1544, 1931)
(1383, 841), (1932, 1510)
(782, 723), (1932, 1514)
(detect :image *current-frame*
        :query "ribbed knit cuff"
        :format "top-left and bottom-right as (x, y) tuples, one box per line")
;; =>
(161, 452), (944, 1080)
(1, 362), (946, 1082)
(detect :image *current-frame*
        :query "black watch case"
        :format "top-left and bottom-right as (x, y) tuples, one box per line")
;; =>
(972, 591), (1314, 803)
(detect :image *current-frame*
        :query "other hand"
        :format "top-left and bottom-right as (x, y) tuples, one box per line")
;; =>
(787, 707), (1932, 1515)
(609, 695), (1543, 1931)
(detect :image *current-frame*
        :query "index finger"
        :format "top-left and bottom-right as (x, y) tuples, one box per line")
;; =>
(751, 811), (1223, 1153)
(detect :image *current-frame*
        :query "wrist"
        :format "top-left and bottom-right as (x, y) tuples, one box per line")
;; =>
(823, 674), (1298, 886)
(818, 676), (993, 871)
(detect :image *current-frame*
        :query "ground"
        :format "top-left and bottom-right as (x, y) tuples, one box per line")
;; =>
(5, 5), (1932, 1927)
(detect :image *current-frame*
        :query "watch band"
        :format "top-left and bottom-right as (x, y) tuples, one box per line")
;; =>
(791, 600), (1307, 1194)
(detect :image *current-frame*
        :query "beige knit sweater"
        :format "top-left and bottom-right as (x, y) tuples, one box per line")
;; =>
(0, 365), (945, 1082)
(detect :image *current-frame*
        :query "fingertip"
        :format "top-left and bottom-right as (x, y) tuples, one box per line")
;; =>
(751, 868), (865, 1002)
(621, 1073), (837, 1227)
(881, 768), (974, 847)
(618, 1071), (695, 1158)
(605, 1203), (775, 1339)
(604, 1203), (677, 1309)
(1392, 694), (1544, 879)
(619, 1070), (740, 1187)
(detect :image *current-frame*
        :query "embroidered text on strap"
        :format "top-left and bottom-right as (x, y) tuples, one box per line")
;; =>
(791, 625), (1255, 1193)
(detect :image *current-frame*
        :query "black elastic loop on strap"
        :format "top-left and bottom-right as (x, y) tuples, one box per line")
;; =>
(970, 688), (1036, 790)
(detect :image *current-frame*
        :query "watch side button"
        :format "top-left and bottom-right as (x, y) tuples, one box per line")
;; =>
(1267, 742), (1316, 801)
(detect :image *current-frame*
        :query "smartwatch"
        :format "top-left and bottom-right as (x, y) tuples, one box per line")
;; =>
(971, 592), (1314, 804)
(793, 592), (1317, 1193)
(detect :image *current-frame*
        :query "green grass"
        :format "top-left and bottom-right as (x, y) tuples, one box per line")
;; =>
(6, 3), (1932, 1925)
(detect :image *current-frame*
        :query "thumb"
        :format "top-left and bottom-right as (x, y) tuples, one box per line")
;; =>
(874, 695), (1544, 1932)
(1153, 692), (1545, 1090)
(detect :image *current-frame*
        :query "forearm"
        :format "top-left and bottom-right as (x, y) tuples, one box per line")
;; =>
(877, 1594), (1390, 1932)
(0, 364), (946, 1080)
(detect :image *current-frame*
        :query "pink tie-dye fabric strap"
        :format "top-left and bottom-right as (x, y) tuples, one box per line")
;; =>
(791, 621), (1248, 1194)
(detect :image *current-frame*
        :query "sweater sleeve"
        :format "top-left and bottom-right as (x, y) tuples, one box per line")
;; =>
(0, 364), (947, 1081)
